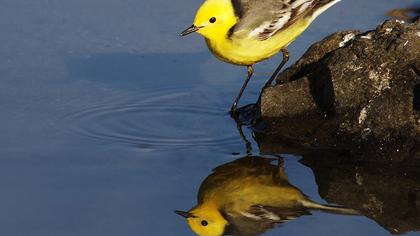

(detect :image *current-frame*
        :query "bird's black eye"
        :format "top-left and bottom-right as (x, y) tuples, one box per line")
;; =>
(209, 17), (216, 23)
(201, 220), (208, 226)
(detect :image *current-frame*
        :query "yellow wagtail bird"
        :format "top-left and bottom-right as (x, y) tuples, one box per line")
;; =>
(181, 0), (341, 114)
(175, 156), (359, 236)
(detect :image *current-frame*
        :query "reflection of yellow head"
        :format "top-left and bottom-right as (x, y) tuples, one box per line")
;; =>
(185, 206), (228, 236)
(193, 0), (237, 39)
(176, 156), (360, 236)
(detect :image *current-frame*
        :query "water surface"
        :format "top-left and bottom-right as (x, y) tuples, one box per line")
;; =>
(0, 0), (419, 235)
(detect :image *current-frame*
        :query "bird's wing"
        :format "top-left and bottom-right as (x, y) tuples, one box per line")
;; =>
(230, 0), (328, 40)
(224, 205), (311, 235)
(247, 205), (311, 222)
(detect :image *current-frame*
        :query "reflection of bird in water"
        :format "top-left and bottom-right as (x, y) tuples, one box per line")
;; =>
(180, 0), (341, 114)
(176, 156), (359, 236)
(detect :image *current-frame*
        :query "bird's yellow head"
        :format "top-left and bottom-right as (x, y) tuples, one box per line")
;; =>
(180, 0), (237, 40)
(175, 205), (228, 236)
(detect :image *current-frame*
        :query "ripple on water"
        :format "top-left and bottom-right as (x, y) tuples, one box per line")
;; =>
(62, 88), (239, 149)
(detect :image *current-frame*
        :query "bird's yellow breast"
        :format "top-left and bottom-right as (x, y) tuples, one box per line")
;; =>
(205, 18), (311, 66)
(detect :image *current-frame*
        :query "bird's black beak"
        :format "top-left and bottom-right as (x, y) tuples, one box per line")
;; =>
(180, 25), (200, 36)
(174, 210), (196, 218)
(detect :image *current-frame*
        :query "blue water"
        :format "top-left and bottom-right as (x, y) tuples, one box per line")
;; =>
(0, 0), (419, 235)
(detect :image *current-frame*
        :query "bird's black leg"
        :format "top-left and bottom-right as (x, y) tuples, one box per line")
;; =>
(263, 48), (289, 88)
(230, 65), (254, 115)
(232, 115), (253, 154)
(255, 49), (289, 106)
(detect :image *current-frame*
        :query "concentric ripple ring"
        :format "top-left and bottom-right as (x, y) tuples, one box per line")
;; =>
(62, 95), (240, 149)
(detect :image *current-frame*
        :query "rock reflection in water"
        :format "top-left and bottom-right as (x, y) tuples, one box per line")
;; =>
(300, 151), (420, 235)
(254, 132), (420, 234)
(175, 156), (359, 236)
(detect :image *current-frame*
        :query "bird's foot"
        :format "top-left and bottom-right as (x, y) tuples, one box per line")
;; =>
(229, 104), (258, 125)
(230, 103), (239, 118)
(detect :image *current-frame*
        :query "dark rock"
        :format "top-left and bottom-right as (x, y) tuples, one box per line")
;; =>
(257, 19), (420, 160)
(387, 7), (420, 23)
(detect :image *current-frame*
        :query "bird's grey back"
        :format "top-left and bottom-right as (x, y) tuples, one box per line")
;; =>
(229, 0), (339, 40)
(230, 0), (286, 30)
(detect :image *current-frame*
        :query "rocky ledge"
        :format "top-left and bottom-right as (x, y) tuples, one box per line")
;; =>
(257, 19), (420, 160)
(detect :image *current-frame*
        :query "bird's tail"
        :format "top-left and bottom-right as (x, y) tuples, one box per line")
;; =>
(309, 0), (342, 21)
(301, 199), (360, 216)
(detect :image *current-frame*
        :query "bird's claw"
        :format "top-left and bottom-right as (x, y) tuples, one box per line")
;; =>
(230, 104), (239, 118)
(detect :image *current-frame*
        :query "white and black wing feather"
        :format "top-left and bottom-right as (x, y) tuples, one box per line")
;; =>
(230, 0), (339, 40)
(223, 205), (311, 235)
